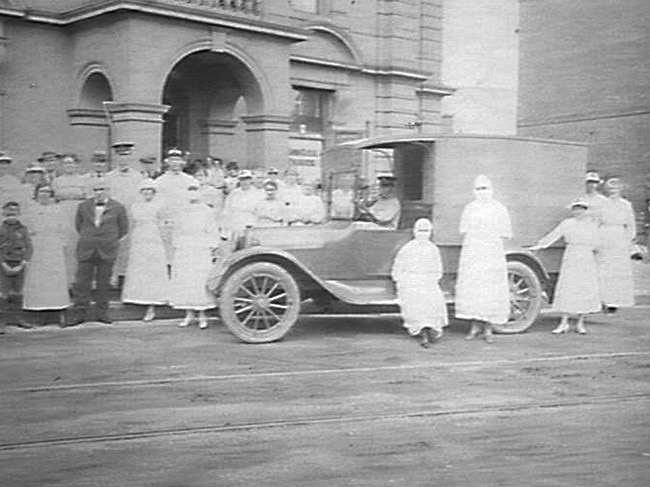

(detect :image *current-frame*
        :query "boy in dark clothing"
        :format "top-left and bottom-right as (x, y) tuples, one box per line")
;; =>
(0, 201), (33, 333)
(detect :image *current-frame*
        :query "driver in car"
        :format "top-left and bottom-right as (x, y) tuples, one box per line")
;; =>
(356, 173), (401, 229)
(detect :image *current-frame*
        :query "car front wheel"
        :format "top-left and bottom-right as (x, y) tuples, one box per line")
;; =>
(493, 260), (543, 334)
(219, 262), (301, 343)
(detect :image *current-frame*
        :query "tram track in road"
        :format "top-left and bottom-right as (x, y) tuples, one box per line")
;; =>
(1, 390), (648, 452)
(5, 350), (650, 395)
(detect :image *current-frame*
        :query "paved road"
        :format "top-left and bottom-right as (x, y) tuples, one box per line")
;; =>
(1, 304), (649, 486)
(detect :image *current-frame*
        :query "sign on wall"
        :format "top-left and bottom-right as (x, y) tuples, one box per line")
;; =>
(289, 136), (322, 183)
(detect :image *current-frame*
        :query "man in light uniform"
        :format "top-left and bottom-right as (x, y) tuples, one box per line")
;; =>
(357, 173), (401, 229)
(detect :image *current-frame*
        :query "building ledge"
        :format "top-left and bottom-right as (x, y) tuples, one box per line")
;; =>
(0, 1), (308, 42)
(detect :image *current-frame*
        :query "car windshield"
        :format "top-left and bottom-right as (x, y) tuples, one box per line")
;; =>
(327, 170), (357, 220)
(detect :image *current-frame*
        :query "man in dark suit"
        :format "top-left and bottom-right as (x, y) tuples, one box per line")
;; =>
(69, 180), (128, 325)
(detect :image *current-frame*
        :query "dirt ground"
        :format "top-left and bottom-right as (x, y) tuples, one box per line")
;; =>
(1, 303), (649, 486)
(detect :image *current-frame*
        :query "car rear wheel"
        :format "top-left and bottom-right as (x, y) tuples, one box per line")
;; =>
(219, 262), (301, 343)
(493, 260), (543, 334)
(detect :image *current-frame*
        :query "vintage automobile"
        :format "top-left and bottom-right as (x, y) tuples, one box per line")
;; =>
(208, 134), (588, 343)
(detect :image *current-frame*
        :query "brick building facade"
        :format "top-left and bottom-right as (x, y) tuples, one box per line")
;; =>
(0, 0), (451, 177)
(518, 0), (650, 225)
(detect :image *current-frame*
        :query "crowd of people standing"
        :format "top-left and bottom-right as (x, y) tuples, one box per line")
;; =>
(0, 144), (327, 332)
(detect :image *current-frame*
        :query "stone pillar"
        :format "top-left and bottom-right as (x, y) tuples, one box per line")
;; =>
(66, 108), (111, 170)
(104, 103), (170, 168)
(201, 118), (239, 161)
(241, 115), (291, 171)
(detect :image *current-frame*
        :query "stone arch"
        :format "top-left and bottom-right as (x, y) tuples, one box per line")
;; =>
(76, 64), (115, 108)
(157, 40), (271, 115)
(294, 23), (364, 67)
(160, 46), (271, 159)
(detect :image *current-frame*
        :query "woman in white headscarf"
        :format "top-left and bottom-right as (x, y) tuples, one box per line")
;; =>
(455, 175), (512, 343)
(391, 218), (448, 347)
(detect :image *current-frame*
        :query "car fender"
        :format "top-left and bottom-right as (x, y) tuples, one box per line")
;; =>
(207, 246), (340, 301)
(505, 248), (553, 298)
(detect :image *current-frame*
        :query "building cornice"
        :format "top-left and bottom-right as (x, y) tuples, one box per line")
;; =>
(519, 107), (650, 128)
(0, 1), (308, 42)
(291, 56), (436, 83)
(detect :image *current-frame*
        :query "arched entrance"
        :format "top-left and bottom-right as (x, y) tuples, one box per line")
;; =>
(161, 50), (264, 164)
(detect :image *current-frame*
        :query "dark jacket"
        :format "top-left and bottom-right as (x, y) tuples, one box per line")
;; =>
(75, 198), (129, 262)
(0, 219), (33, 263)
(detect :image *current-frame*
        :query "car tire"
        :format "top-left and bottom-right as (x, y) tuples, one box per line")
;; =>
(492, 260), (543, 334)
(219, 262), (301, 343)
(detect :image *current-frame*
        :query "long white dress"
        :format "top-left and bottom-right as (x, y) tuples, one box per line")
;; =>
(121, 200), (169, 305)
(536, 217), (601, 314)
(391, 237), (448, 335)
(52, 174), (87, 285)
(455, 198), (512, 324)
(169, 203), (219, 310)
(597, 197), (636, 307)
(22, 203), (71, 310)
(104, 169), (144, 278)
(155, 171), (199, 264)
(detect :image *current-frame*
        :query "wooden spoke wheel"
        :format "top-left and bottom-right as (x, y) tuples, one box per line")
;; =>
(493, 260), (543, 334)
(219, 262), (301, 343)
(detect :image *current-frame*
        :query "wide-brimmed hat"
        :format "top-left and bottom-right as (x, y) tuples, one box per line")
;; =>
(91, 150), (108, 163)
(568, 198), (589, 209)
(238, 169), (253, 180)
(585, 171), (602, 183)
(25, 163), (45, 174)
(37, 151), (61, 162)
(377, 172), (397, 186)
(138, 178), (157, 192)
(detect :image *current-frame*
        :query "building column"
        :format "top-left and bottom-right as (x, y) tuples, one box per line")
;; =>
(241, 115), (291, 171)
(201, 118), (239, 162)
(105, 102), (170, 166)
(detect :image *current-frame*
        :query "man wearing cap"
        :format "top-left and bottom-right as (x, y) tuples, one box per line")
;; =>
(254, 179), (289, 227)
(139, 156), (162, 179)
(223, 161), (240, 196)
(222, 169), (261, 239)
(155, 149), (198, 266)
(356, 173), (402, 229)
(37, 151), (61, 184)
(84, 150), (109, 193)
(583, 171), (607, 223)
(69, 180), (128, 325)
(19, 163), (46, 206)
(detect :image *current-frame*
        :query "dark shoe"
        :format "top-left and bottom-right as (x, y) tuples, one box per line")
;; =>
(483, 325), (495, 344)
(11, 320), (33, 330)
(96, 315), (112, 324)
(420, 328), (432, 347)
(63, 318), (84, 328)
(465, 322), (482, 340)
(605, 306), (618, 314)
(430, 329), (443, 343)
